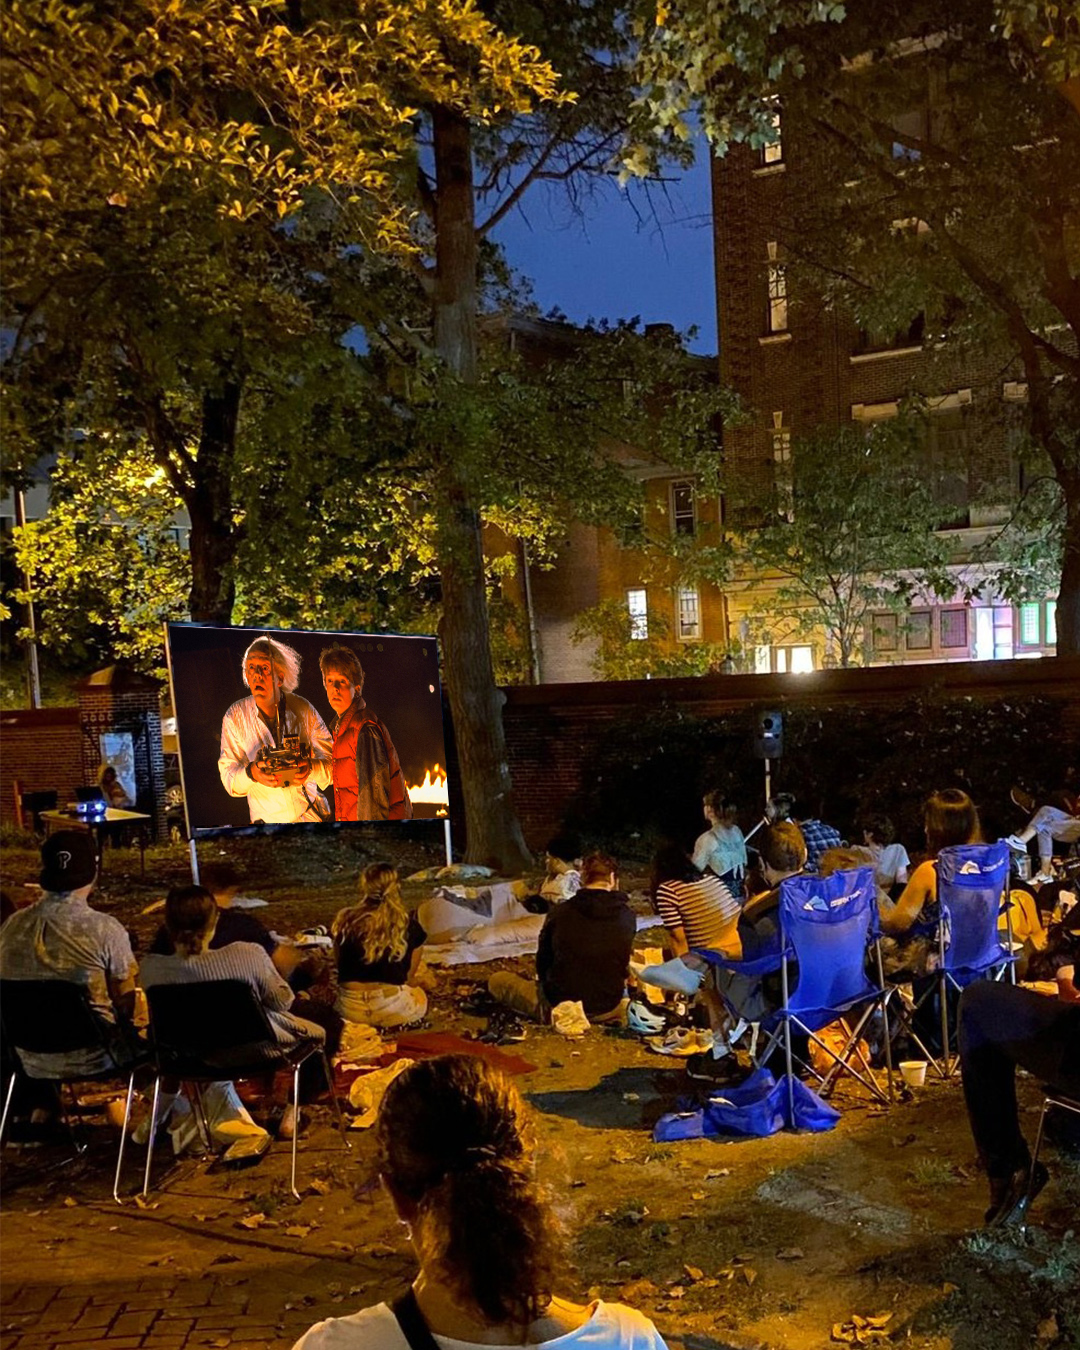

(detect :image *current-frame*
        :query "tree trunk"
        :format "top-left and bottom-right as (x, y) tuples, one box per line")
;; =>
(1057, 471), (1080, 657)
(186, 382), (242, 624)
(431, 106), (532, 871)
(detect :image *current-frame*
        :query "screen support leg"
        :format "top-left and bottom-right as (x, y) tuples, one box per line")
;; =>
(443, 817), (453, 868)
(188, 835), (200, 885)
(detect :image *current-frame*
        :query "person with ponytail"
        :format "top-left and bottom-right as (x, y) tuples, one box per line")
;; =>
(292, 1055), (668, 1349)
(333, 864), (428, 1028)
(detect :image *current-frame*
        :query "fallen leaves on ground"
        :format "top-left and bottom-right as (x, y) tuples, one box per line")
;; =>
(832, 1312), (894, 1343)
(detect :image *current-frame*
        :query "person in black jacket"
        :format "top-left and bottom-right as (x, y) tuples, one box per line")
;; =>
(488, 853), (635, 1022)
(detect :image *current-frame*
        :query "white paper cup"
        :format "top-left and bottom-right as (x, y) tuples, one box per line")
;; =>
(899, 1060), (927, 1089)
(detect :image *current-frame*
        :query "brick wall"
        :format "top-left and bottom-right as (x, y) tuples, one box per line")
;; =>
(498, 657), (1080, 848)
(1, 708), (82, 826)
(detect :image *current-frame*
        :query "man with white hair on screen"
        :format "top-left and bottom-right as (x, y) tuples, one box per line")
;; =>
(218, 636), (333, 824)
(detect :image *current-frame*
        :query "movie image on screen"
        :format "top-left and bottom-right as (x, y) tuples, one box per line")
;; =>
(167, 624), (449, 833)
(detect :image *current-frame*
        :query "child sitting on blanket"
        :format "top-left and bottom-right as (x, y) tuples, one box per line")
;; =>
(333, 864), (429, 1028)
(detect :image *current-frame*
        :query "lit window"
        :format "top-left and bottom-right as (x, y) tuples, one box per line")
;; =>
(1047, 601), (1057, 646)
(676, 586), (701, 641)
(940, 608), (969, 649)
(766, 253), (788, 333)
(627, 588), (648, 641)
(872, 613), (899, 652)
(771, 419), (793, 520)
(1018, 602), (1041, 646)
(670, 481), (696, 536)
(905, 610), (932, 650)
(762, 106), (783, 164)
(772, 645), (813, 674)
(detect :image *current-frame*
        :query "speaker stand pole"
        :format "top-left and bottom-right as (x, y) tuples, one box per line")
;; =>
(764, 758), (772, 809)
(443, 817), (453, 868)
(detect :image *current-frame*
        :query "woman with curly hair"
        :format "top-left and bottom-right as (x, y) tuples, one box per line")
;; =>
(333, 864), (428, 1028)
(292, 1055), (668, 1348)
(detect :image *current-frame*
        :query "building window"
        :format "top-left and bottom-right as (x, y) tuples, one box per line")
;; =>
(676, 585), (701, 641)
(1018, 601), (1041, 647)
(1047, 601), (1057, 646)
(626, 588), (648, 641)
(761, 253), (788, 337)
(891, 108), (927, 161)
(761, 106), (783, 164)
(905, 610), (933, 650)
(939, 608), (969, 649)
(771, 415), (793, 520)
(756, 644), (813, 673)
(871, 612), (899, 652)
(670, 480), (696, 536)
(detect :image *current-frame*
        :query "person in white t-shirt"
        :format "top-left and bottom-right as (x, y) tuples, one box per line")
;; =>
(861, 813), (910, 896)
(291, 1055), (668, 1350)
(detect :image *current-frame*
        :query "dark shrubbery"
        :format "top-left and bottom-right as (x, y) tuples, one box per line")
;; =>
(563, 694), (1075, 861)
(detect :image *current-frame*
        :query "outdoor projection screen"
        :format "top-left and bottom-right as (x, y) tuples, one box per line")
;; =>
(167, 623), (449, 834)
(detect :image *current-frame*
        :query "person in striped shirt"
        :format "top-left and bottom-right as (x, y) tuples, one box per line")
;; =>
(652, 844), (742, 960)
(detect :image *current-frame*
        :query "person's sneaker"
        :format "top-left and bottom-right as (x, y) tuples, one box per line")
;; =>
(1010, 786), (1036, 814)
(985, 1160), (1049, 1228)
(1005, 834), (1029, 854)
(646, 1027), (713, 1057)
(1032, 871), (1056, 886)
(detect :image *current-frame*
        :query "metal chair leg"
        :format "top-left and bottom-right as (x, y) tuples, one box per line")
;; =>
(142, 1076), (162, 1198)
(290, 1065), (301, 1201)
(112, 1070), (137, 1203)
(0, 1072), (18, 1146)
(189, 1082), (213, 1153)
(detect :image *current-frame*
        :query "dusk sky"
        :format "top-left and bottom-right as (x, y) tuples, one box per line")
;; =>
(490, 144), (718, 356)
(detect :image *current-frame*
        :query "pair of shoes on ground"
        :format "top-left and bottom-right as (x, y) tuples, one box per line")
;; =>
(984, 1160), (1049, 1228)
(646, 1026), (714, 1057)
(480, 1010), (527, 1044)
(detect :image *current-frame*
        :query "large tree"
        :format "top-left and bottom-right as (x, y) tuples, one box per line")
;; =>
(706, 420), (956, 667)
(633, 0), (1080, 654)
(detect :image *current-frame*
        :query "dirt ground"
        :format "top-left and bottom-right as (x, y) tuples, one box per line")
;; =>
(1, 833), (1078, 1350)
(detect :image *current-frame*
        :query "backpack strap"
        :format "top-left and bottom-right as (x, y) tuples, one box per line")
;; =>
(390, 1289), (442, 1350)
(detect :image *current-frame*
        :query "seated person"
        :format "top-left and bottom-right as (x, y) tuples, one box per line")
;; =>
(652, 843), (741, 960)
(958, 979), (1080, 1228)
(332, 863), (428, 1028)
(877, 787), (982, 976)
(860, 812), (910, 896)
(709, 822), (808, 1030)
(488, 852), (635, 1023)
(140, 885), (340, 1139)
(1007, 798), (1080, 886)
(692, 792), (748, 896)
(148, 860), (302, 981)
(537, 833), (583, 906)
(98, 764), (133, 809)
(1001, 874), (1048, 977)
(0, 831), (137, 1081)
(291, 1056), (669, 1349)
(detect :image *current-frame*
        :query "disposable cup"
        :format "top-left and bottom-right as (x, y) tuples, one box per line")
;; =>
(899, 1060), (928, 1089)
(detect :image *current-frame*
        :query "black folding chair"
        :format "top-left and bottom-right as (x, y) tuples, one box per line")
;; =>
(143, 980), (348, 1199)
(0, 979), (145, 1202)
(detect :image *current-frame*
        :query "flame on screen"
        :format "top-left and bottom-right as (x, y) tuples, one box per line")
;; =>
(406, 764), (449, 814)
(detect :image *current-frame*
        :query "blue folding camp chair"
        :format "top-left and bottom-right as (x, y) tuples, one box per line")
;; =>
(888, 841), (1015, 1079)
(757, 867), (894, 1121)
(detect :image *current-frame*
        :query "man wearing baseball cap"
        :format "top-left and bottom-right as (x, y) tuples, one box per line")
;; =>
(0, 831), (138, 1079)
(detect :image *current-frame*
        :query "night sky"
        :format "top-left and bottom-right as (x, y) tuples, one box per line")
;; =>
(490, 145), (717, 356)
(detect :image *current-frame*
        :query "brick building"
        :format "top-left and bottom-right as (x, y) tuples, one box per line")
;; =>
(708, 112), (1057, 672)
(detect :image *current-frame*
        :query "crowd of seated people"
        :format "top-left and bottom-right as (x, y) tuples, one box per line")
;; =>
(3, 769), (1077, 1248)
